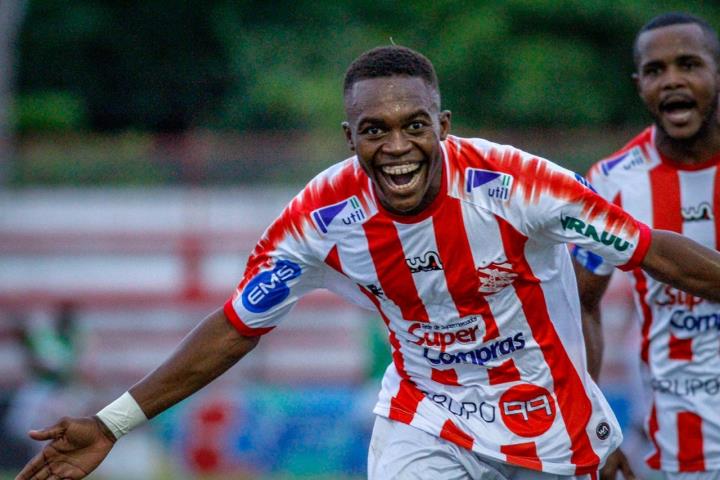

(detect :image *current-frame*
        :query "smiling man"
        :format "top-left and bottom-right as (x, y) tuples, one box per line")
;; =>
(16, 45), (720, 480)
(573, 12), (720, 480)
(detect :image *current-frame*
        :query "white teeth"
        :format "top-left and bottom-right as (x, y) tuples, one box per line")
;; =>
(381, 163), (420, 175)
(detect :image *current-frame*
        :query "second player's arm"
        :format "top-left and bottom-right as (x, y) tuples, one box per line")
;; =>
(573, 262), (612, 382)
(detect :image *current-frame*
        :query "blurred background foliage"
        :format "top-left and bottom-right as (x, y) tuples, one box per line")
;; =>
(9, 0), (720, 185)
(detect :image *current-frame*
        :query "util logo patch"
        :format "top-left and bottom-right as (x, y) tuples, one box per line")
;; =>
(500, 384), (556, 437)
(312, 196), (366, 234)
(465, 168), (513, 201)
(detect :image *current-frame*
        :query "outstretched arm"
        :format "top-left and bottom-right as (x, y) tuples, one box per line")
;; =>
(642, 229), (720, 303)
(16, 307), (259, 480)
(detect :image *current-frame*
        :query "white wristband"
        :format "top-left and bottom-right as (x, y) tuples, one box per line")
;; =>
(96, 392), (148, 440)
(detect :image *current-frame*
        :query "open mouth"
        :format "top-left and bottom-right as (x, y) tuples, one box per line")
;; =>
(379, 162), (425, 193)
(660, 97), (697, 125)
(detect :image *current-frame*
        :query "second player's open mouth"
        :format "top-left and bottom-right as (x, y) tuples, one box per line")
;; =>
(379, 161), (426, 194)
(660, 97), (698, 126)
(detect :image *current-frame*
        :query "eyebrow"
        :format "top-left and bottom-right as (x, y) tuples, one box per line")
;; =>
(357, 108), (433, 127)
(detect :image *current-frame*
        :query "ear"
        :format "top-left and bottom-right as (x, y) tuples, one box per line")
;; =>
(631, 72), (640, 93)
(438, 110), (452, 140)
(342, 121), (355, 151)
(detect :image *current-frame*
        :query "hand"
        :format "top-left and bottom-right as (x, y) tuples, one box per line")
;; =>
(600, 448), (636, 480)
(15, 416), (116, 480)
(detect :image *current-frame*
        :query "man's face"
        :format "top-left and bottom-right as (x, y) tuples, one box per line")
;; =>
(635, 23), (720, 140)
(343, 76), (450, 215)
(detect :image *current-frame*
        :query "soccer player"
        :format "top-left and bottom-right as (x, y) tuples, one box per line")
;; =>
(16, 45), (720, 480)
(573, 12), (720, 480)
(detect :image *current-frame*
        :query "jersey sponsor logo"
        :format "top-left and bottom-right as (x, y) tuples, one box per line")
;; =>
(422, 332), (526, 366)
(571, 245), (607, 273)
(476, 260), (517, 294)
(421, 390), (497, 423)
(601, 147), (646, 175)
(560, 215), (631, 252)
(311, 196), (366, 234)
(406, 250), (443, 273)
(465, 168), (513, 201)
(681, 201), (713, 222)
(500, 383), (556, 437)
(573, 173), (597, 193)
(651, 376), (720, 396)
(670, 309), (720, 332)
(655, 287), (704, 311)
(408, 319), (480, 350)
(241, 259), (302, 313)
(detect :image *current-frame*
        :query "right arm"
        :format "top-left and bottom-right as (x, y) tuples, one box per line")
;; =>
(16, 307), (259, 480)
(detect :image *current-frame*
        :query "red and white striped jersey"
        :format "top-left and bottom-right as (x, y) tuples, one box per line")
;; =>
(575, 126), (720, 472)
(226, 135), (651, 475)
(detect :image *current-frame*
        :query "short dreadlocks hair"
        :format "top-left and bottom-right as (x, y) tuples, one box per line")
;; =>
(633, 12), (720, 67)
(343, 46), (440, 99)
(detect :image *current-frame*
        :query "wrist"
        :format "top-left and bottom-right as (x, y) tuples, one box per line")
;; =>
(96, 391), (148, 440)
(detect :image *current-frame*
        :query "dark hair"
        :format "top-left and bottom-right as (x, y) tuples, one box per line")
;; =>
(343, 45), (439, 96)
(634, 12), (720, 66)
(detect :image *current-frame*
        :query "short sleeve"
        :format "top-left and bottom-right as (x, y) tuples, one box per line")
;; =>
(224, 218), (324, 337)
(520, 160), (651, 272)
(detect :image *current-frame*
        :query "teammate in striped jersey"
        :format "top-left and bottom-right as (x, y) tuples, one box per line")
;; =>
(17, 46), (720, 480)
(573, 12), (720, 480)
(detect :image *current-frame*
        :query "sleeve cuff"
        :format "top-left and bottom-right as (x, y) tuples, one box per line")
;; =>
(618, 222), (651, 272)
(223, 300), (275, 337)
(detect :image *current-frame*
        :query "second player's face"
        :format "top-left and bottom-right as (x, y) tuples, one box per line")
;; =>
(343, 76), (450, 215)
(635, 23), (720, 141)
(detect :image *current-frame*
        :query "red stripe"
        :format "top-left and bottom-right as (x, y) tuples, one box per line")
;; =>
(678, 411), (705, 471)
(646, 403), (661, 469)
(222, 301), (274, 336)
(632, 270), (653, 364)
(431, 368), (461, 386)
(650, 164), (682, 232)
(324, 245), (344, 274)
(440, 419), (474, 450)
(500, 442), (542, 471)
(363, 216), (430, 322)
(714, 166), (720, 250)
(433, 197), (499, 340)
(487, 359), (521, 385)
(359, 287), (424, 423)
(618, 222), (651, 272)
(496, 216), (599, 472)
(668, 334), (693, 361)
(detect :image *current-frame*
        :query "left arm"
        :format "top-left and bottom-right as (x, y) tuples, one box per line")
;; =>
(641, 229), (720, 302)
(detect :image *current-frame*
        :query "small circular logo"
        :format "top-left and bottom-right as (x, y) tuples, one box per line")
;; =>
(499, 384), (556, 437)
(596, 421), (610, 440)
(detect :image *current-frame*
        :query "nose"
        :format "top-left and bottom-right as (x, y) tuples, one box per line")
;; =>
(661, 65), (687, 89)
(382, 129), (412, 156)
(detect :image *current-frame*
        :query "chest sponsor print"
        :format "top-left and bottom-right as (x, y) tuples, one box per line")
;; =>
(500, 383), (556, 437)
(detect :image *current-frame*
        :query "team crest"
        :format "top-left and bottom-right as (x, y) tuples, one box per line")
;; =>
(476, 259), (517, 294)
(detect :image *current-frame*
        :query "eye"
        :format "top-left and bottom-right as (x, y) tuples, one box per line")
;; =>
(361, 126), (384, 136)
(407, 121), (426, 131)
